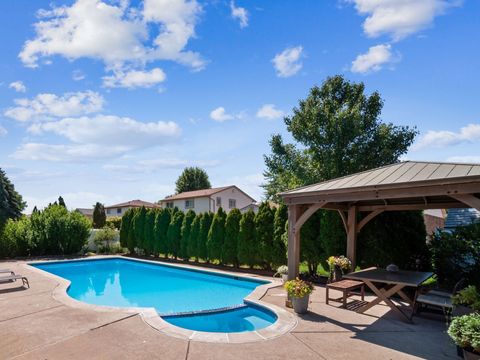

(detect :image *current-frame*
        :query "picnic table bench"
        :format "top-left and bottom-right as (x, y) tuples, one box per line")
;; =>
(326, 279), (365, 308)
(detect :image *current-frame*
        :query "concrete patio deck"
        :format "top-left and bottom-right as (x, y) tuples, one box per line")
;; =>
(0, 259), (457, 359)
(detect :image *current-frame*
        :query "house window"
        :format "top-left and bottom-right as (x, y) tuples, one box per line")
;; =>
(106, 209), (111, 215)
(216, 197), (222, 207)
(185, 199), (194, 209)
(166, 202), (174, 208)
(229, 199), (236, 209)
(117, 208), (122, 214)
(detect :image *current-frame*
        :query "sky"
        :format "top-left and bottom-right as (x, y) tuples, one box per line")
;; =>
(0, 0), (479, 213)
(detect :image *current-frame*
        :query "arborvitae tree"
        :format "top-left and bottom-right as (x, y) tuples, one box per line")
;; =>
(255, 202), (275, 269)
(301, 211), (324, 275)
(222, 208), (241, 267)
(180, 210), (196, 260)
(238, 210), (258, 268)
(167, 211), (184, 258)
(58, 196), (66, 208)
(271, 204), (288, 267)
(92, 202), (106, 229)
(198, 212), (213, 262)
(207, 207), (226, 263)
(32, 206), (38, 213)
(0, 168), (26, 227)
(154, 208), (171, 257)
(143, 209), (155, 255)
(120, 208), (133, 248)
(153, 209), (163, 256)
(127, 208), (138, 253)
(133, 206), (147, 251)
(188, 213), (202, 261)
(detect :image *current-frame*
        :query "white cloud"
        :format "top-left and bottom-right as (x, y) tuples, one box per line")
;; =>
(349, 0), (462, 40)
(272, 46), (303, 78)
(72, 69), (85, 81)
(4, 91), (104, 122)
(413, 123), (480, 150)
(446, 156), (480, 164)
(27, 115), (181, 149)
(9, 81), (27, 93)
(19, 0), (205, 73)
(104, 158), (220, 173)
(256, 104), (284, 120)
(103, 67), (166, 88)
(210, 107), (234, 122)
(230, 1), (248, 28)
(351, 43), (395, 73)
(0, 125), (7, 137)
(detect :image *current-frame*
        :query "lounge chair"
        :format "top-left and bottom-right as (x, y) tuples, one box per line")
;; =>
(0, 274), (29, 288)
(0, 269), (15, 276)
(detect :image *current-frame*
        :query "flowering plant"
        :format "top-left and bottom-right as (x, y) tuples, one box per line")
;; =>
(276, 265), (289, 275)
(327, 255), (352, 272)
(284, 278), (314, 298)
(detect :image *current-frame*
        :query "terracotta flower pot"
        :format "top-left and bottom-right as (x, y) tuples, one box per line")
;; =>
(292, 295), (310, 314)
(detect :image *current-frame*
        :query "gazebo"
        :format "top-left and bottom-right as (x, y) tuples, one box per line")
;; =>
(279, 161), (480, 279)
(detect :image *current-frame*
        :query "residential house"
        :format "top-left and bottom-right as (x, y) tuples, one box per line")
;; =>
(240, 201), (279, 214)
(159, 186), (255, 214)
(444, 208), (480, 231)
(75, 208), (93, 220)
(423, 209), (446, 237)
(105, 199), (160, 218)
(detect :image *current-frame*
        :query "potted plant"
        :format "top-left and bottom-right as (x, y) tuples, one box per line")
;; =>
(448, 313), (480, 360)
(327, 255), (352, 282)
(284, 278), (314, 314)
(275, 265), (289, 283)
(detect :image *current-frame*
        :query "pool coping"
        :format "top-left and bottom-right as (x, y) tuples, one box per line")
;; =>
(25, 255), (297, 343)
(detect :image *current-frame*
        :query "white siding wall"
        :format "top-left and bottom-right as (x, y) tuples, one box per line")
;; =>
(105, 206), (133, 217)
(211, 187), (254, 214)
(167, 197), (211, 213)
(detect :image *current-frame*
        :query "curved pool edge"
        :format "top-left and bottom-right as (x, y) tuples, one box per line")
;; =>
(24, 255), (297, 344)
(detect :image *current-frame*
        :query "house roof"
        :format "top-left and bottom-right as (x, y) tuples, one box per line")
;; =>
(444, 208), (480, 229)
(280, 161), (480, 197)
(161, 185), (256, 202)
(75, 208), (93, 216)
(105, 200), (160, 209)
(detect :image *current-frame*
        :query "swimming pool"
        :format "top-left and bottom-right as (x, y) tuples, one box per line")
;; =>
(32, 258), (278, 333)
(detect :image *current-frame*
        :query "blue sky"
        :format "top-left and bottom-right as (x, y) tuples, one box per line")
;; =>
(0, 0), (479, 212)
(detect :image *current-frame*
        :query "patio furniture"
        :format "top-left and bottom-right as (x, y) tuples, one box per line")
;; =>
(343, 268), (433, 323)
(0, 269), (15, 275)
(326, 279), (364, 308)
(0, 274), (29, 288)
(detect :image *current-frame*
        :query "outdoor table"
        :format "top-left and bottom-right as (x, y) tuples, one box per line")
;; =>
(343, 268), (433, 323)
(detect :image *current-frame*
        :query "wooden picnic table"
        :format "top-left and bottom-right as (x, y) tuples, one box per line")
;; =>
(343, 268), (433, 323)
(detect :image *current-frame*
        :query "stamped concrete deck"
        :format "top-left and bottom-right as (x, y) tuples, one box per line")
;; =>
(0, 259), (457, 360)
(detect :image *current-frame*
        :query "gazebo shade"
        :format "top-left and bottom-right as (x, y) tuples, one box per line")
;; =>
(279, 161), (480, 279)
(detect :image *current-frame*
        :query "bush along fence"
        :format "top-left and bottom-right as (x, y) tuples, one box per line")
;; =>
(120, 203), (289, 269)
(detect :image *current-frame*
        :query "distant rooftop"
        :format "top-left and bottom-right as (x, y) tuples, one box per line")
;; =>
(75, 208), (93, 216)
(444, 208), (480, 230)
(105, 200), (160, 209)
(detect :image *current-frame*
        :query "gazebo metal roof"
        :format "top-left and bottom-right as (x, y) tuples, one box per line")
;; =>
(279, 161), (480, 279)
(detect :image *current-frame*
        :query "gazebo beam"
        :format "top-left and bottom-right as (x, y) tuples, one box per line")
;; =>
(357, 209), (384, 233)
(450, 194), (480, 212)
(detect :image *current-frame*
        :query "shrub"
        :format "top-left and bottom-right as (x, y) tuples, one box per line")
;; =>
(222, 208), (241, 266)
(0, 219), (20, 257)
(127, 208), (139, 254)
(237, 210), (258, 268)
(198, 212), (213, 261)
(106, 216), (122, 230)
(271, 205), (288, 268)
(133, 206), (147, 251)
(154, 209), (171, 257)
(430, 223), (480, 288)
(300, 211), (324, 275)
(255, 202), (275, 269)
(207, 207), (226, 263)
(188, 213), (202, 261)
(92, 202), (106, 229)
(94, 226), (118, 253)
(167, 211), (184, 258)
(448, 313), (480, 353)
(453, 286), (480, 312)
(143, 209), (155, 255)
(119, 209), (133, 248)
(180, 210), (196, 260)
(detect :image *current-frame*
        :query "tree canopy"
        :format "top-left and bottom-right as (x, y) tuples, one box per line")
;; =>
(92, 202), (106, 229)
(0, 168), (26, 227)
(175, 167), (212, 194)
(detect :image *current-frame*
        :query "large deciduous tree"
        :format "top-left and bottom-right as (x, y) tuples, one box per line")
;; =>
(175, 167), (212, 194)
(263, 75), (420, 270)
(0, 168), (26, 228)
(92, 202), (106, 229)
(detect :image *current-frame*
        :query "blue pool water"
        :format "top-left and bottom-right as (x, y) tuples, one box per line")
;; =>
(164, 304), (277, 333)
(32, 258), (277, 332)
